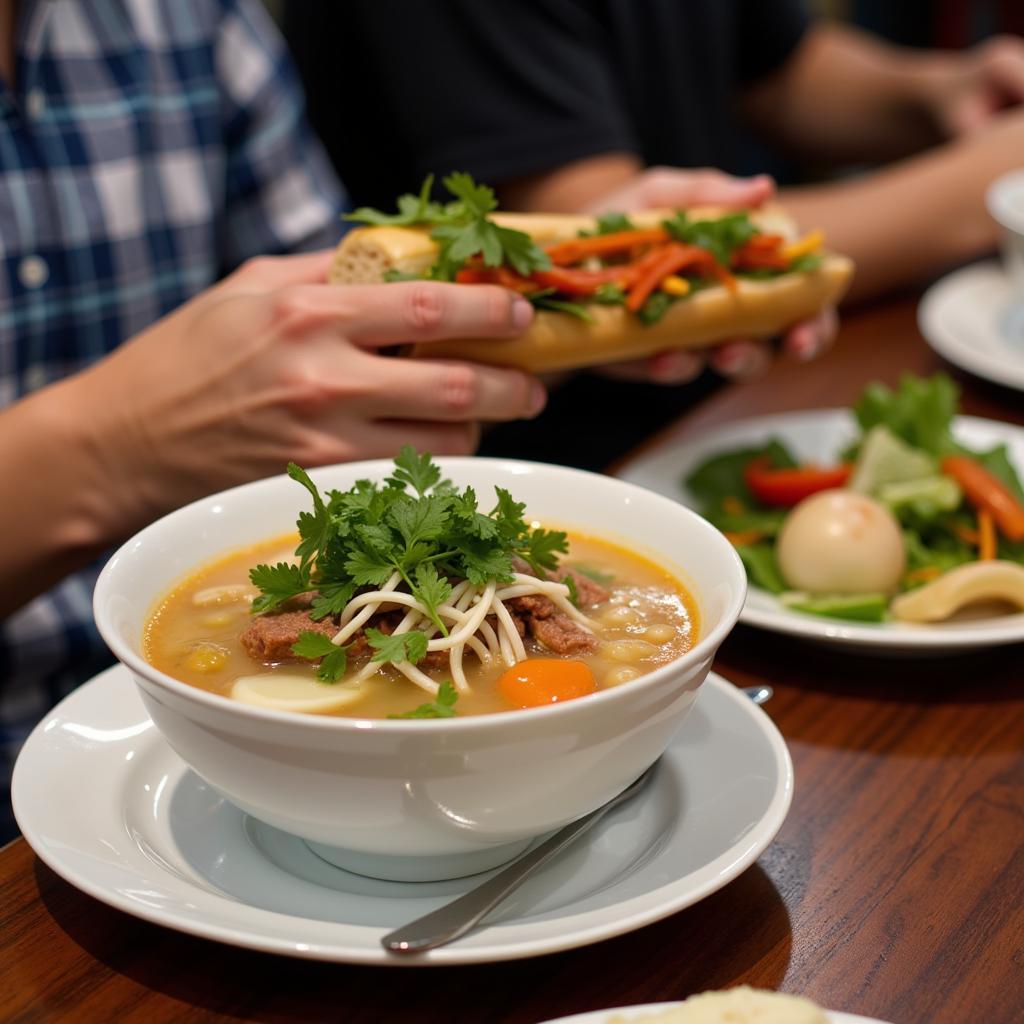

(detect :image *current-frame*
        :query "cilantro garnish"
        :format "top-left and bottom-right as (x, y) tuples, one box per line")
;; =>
(389, 681), (460, 719)
(578, 212), (637, 237)
(527, 293), (596, 323)
(593, 283), (628, 305)
(249, 562), (310, 615)
(249, 447), (570, 667)
(346, 175), (447, 227)
(344, 173), (551, 282)
(662, 211), (759, 266)
(365, 628), (429, 665)
(291, 631), (349, 683)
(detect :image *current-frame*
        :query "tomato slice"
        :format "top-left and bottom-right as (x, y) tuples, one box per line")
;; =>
(744, 457), (853, 507)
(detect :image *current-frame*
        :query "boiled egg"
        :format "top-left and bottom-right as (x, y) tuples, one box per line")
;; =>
(776, 489), (905, 595)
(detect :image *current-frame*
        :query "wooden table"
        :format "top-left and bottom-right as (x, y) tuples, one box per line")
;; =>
(3, 295), (1023, 1024)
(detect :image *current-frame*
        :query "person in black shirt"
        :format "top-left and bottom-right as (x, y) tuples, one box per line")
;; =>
(286, 1), (1024, 305)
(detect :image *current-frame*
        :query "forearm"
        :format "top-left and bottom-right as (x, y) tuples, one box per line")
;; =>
(780, 118), (1014, 303)
(745, 23), (952, 161)
(0, 380), (120, 618)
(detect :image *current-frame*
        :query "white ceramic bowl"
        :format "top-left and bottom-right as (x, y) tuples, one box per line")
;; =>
(94, 459), (745, 881)
(987, 169), (1024, 293)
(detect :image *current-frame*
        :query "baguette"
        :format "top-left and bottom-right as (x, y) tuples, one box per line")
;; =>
(330, 209), (854, 373)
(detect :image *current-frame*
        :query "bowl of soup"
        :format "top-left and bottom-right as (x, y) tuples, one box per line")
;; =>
(94, 456), (745, 881)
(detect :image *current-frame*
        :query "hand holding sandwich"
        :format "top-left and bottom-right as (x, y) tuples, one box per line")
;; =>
(0, 251), (544, 617)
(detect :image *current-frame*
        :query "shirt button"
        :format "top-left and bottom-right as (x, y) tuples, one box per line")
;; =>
(19, 255), (49, 289)
(25, 88), (45, 119)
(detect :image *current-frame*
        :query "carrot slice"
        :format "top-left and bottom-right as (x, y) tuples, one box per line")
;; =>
(545, 228), (669, 266)
(941, 455), (1024, 541)
(723, 529), (765, 546)
(905, 566), (942, 585)
(498, 659), (596, 708)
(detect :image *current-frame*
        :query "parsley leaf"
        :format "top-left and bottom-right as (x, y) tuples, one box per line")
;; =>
(663, 211), (758, 266)
(410, 563), (452, 634)
(579, 212), (637, 237)
(527, 294), (597, 322)
(366, 627), (429, 665)
(563, 572), (580, 607)
(345, 546), (395, 587)
(389, 444), (443, 496)
(291, 631), (349, 683)
(249, 562), (309, 614)
(389, 681), (460, 719)
(522, 527), (569, 576)
(593, 283), (628, 305)
(388, 494), (450, 549)
(345, 173), (550, 281)
(345, 174), (446, 226)
(309, 580), (357, 621)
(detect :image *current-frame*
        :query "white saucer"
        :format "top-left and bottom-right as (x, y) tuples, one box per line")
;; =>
(13, 665), (792, 965)
(617, 409), (1024, 655)
(918, 260), (1024, 391)
(538, 1003), (891, 1024)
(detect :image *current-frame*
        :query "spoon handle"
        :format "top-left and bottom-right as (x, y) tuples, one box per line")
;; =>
(381, 766), (656, 954)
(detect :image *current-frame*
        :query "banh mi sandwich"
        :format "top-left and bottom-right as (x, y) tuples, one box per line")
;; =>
(330, 173), (854, 374)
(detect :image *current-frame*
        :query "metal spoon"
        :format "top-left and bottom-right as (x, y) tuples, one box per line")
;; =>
(381, 684), (773, 954)
(381, 763), (657, 954)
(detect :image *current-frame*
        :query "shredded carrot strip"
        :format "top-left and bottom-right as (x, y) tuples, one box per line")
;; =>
(952, 522), (980, 546)
(545, 228), (670, 266)
(978, 509), (997, 561)
(905, 566), (942, 585)
(723, 529), (765, 547)
(626, 243), (715, 312)
(742, 234), (785, 250)
(722, 497), (746, 516)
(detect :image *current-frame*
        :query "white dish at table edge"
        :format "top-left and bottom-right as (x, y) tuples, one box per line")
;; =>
(616, 408), (1024, 653)
(12, 665), (792, 965)
(538, 1004), (891, 1024)
(918, 260), (1024, 392)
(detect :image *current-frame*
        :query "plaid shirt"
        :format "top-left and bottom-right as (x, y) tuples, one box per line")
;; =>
(0, 0), (344, 837)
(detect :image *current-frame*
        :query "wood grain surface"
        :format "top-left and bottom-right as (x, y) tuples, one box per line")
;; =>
(2, 295), (1023, 1024)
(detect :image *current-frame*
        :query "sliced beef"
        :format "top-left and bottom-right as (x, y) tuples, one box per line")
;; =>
(240, 608), (335, 662)
(530, 612), (599, 655)
(506, 593), (556, 620)
(555, 568), (610, 606)
(241, 605), (449, 669)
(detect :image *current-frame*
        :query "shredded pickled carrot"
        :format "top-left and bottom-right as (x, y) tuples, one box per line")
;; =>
(978, 509), (997, 561)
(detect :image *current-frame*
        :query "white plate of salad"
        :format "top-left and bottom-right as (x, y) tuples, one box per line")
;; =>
(617, 374), (1024, 653)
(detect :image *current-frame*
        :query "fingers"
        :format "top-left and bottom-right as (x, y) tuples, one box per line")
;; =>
(328, 281), (534, 346)
(588, 167), (776, 214)
(597, 349), (706, 385)
(782, 308), (839, 362)
(228, 251), (337, 290)
(709, 339), (774, 381)
(363, 356), (547, 422)
(984, 35), (1024, 105)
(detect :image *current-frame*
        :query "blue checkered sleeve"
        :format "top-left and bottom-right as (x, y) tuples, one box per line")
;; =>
(0, 0), (347, 842)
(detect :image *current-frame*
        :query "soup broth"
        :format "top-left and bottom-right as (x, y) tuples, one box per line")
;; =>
(144, 532), (698, 718)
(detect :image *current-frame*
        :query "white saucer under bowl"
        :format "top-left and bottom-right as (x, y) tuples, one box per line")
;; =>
(918, 260), (1024, 391)
(13, 666), (792, 965)
(538, 1003), (891, 1024)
